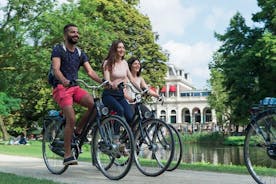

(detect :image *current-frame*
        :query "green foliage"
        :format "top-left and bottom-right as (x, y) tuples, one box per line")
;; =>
(209, 0), (276, 127)
(0, 93), (20, 116)
(223, 136), (245, 146)
(181, 132), (224, 144)
(252, 0), (276, 34)
(0, 0), (168, 136)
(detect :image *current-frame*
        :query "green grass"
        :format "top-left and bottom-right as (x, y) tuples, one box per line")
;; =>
(0, 140), (92, 162)
(180, 133), (247, 146)
(180, 132), (224, 144)
(177, 162), (276, 176)
(0, 141), (43, 158)
(223, 136), (245, 146)
(0, 172), (61, 184)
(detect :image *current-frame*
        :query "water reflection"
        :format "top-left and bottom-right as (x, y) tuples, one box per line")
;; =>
(181, 144), (245, 165)
(140, 142), (275, 167)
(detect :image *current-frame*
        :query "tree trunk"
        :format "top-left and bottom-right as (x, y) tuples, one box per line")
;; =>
(235, 125), (239, 133)
(0, 115), (10, 141)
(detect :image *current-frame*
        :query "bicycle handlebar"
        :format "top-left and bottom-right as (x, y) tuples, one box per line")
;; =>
(124, 82), (164, 105)
(124, 82), (149, 95)
(76, 79), (109, 90)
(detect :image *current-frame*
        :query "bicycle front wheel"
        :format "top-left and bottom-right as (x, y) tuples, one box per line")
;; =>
(167, 124), (183, 171)
(42, 118), (68, 174)
(92, 115), (134, 180)
(244, 109), (276, 184)
(134, 119), (175, 176)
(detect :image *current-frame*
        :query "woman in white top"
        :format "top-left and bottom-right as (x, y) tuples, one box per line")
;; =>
(102, 40), (139, 132)
(125, 57), (161, 112)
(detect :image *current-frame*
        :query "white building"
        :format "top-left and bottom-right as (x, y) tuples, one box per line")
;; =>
(151, 63), (217, 132)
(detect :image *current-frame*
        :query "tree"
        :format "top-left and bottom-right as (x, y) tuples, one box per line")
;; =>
(211, 13), (261, 126)
(0, 0), (55, 137)
(208, 53), (230, 126)
(252, 0), (276, 34)
(209, 0), (276, 129)
(0, 92), (20, 140)
(0, 0), (168, 137)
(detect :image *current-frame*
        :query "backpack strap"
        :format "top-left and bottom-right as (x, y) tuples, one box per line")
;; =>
(61, 43), (81, 57)
(61, 43), (83, 66)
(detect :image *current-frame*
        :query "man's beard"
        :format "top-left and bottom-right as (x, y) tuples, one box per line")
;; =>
(67, 36), (79, 44)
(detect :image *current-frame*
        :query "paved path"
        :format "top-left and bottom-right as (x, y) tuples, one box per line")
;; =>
(0, 154), (256, 184)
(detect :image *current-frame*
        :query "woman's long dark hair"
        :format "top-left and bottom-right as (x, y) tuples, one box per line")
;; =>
(128, 57), (142, 77)
(103, 40), (124, 71)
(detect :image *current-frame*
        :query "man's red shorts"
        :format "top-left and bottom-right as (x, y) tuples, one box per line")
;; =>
(53, 84), (88, 108)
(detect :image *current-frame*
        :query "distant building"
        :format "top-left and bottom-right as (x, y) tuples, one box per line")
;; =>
(150, 63), (217, 132)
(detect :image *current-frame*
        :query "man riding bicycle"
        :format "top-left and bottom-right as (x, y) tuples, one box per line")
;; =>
(51, 23), (102, 165)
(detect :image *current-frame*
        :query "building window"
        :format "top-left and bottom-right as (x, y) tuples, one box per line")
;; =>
(182, 109), (191, 123)
(169, 85), (177, 97)
(184, 73), (188, 79)
(185, 110), (191, 123)
(205, 109), (212, 122)
(170, 110), (176, 124)
(192, 92), (200, 96)
(180, 92), (190, 97)
(193, 109), (201, 123)
(160, 110), (166, 122)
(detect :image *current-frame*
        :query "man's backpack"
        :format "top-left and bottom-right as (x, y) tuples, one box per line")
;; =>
(48, 44), (82, 87)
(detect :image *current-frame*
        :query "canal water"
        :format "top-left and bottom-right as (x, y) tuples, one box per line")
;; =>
(181, 143), (245, 165)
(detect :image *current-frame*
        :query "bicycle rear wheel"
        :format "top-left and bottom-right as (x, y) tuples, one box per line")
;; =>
(92, 115), (134, 180)
(167, 124), (183, 171)
(134, 118), (175, 176)
(244, 109), (276, 184)
(42, 118), (68, 174)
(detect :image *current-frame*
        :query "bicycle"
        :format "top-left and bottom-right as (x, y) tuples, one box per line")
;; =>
(166, 124), (183, 171)
(244, 97), (276, 184)
(42, 79), (135, 180)
(146, 97), (183, 172)
(124, 83), (175, 177)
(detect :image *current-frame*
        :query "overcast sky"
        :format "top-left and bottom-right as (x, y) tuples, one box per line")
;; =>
(138, 0), (261, 89)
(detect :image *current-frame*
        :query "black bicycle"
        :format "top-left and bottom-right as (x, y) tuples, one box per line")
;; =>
(125, 83), (175, 177)
(144, 96), (183, 172)
(166, 124), (183, 171)
(244, 97), (276, 184)
(42, 79), (135, 180)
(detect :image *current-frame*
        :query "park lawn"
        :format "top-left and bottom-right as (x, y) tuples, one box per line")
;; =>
(0, 140), (91, 162)
(0, 172), (60, 184)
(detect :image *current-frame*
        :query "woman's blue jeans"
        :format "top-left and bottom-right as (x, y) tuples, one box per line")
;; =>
(102, 89), (133, 134)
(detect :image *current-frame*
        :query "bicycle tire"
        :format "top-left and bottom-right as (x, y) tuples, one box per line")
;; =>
(42, 118), (68, 174)
(91, 126), (115, 171)
(134, 118), (175, 176)
(167, 124), (183, 171)
(92, 115), (134, 180)
(244, 109), (276, 184)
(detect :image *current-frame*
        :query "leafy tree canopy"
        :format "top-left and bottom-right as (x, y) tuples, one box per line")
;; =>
(0, 0), (168, 137)
(208, 0), (276, 126)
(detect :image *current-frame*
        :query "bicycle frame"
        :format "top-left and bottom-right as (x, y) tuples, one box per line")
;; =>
(72, 80), (112, 154)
